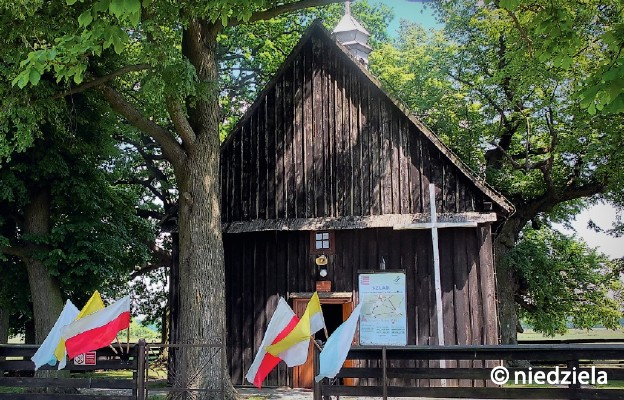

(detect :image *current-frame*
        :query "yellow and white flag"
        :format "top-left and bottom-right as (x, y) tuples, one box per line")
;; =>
(54, 291), (105, 369)
(265, 292), (325, 358)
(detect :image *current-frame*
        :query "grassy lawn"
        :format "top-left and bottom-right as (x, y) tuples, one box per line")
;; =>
(519, 328), (624, 341)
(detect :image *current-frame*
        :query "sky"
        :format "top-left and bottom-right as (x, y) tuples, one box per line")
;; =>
(373, 0), (623, 259)
(380, 0), (443, 34)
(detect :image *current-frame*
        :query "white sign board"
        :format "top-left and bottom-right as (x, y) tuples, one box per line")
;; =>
(358, 272), (407, 346)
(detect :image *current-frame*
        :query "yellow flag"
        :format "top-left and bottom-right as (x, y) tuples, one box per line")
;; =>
(54, 291), (105, 362)
(266, 292), (324, 356)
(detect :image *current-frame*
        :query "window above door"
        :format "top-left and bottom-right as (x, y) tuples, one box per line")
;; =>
(310, 230), (335, 254)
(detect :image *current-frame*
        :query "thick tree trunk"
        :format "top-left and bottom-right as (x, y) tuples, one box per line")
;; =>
(493, 217), (526, 345)
(23, 188), (64, 343)
(172, 20), (234, 399)
(23, 188), (70, 390)
(0, 306), (8, 375)
(168, 231), (179, 385)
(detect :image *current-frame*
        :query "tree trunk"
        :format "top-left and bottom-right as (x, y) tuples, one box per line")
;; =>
(172, 20), (234, 399)
(23, 188), (64, 343)
(0, 306), (8, 376)
(493, 217), (526, 345)
(23, 188), (70, 390)
(167, 231), (179, 385)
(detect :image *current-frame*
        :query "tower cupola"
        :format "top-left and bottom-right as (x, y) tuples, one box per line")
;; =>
(331, 1), (372, 66)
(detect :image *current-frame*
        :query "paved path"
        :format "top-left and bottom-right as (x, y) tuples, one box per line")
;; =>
(235, 386), (478, 400)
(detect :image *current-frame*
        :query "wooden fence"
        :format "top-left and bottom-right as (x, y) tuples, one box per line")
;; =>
(314, 344), (624, 399)
(0, 340), (145, 400)
(0, 340), (226, 399)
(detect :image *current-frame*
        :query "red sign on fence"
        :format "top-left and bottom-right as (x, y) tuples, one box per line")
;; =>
(74, 351), (97, 366)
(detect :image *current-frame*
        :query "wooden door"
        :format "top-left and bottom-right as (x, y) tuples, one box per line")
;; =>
(292, 299), (314, 388)
(292, 298), (355, 388)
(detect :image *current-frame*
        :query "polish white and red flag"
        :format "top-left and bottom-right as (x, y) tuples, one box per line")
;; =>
(60, 296), (130, 359)
(245, 297), (309, 388)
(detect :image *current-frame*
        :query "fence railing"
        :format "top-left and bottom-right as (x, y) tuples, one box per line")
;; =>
(0, 340), (142, 400)
(141, 342), (226, 400)
(0, 340), (227, 400)
(314, 344), (624, 400)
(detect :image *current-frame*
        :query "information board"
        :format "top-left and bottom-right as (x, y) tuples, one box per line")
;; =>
(358, 271), (407, 346)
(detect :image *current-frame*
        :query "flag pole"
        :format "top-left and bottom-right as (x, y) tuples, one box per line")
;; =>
(126, 326), (130, 354)
(115, 335), (124, 353)
(311, 336), (322, 351)
(109, 344), (119, 354)
(323, 327), (329, 341)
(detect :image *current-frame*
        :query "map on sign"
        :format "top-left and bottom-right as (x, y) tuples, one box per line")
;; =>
(358, 272), (407, 346)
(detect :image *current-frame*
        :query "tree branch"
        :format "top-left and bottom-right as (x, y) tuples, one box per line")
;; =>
(448, 72), (508, 121)
(0, 246), (27, 260)
(165, 97), (196, 148)
(100, 85), (187, 171)
(231, 0), (343, 26)
(53, 64), (151, 99)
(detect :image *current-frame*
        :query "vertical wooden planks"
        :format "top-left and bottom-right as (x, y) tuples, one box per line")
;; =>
(312, 37), (324, 217)
(381, 101), (392, 214)
(420, 137), (431, 213)
(326, 48), (336, 217)
(399, 118), (410, 213)
(351, 66), (362, 216)
(294, 53), (305, 218)
(343, 60), (353, 216)
(285, 66), (296, 219)
(257, 100), (267, 219)
(334, 56), (346, 217)
(275, 232), (289, 385)
(266, 92), (276, 219)
(361, 82), (371, 215)
(275, 79), (286, 219)
(240, 235), (252, 380)
(408, 126), (422, 213)
(444, 164), (457, 214)
(478, 225), (498, 345)
(467, 227), (484, 387)
(391, 112), (401, 213)
(304, 41), (314, 218)
(253, 236), (265, 380)
(370, 94), (381, 215)
(452, 229), (472, 387)
(439, 229), (457, 387)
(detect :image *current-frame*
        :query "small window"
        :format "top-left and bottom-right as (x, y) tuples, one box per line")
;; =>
(310, 231), (334, 254)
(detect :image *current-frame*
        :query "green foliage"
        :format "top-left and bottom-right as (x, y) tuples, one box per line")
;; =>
(506, 227), (623, 336)
(492, 0), (624, 114)
(371, 1), (624, 213)
(0, 93), (155, 331)
(129, 319), (161, 342)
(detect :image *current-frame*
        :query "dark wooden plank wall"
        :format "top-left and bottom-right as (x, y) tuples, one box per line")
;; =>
(220, 35), (486, 223)
(224, 226), (498, 387)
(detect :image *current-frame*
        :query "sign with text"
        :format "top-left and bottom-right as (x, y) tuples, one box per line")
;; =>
(73, 351), (97, 366)
(358, 272), (407, 346)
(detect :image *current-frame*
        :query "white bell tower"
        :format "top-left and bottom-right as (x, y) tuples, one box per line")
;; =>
(331, 0), (372, 67)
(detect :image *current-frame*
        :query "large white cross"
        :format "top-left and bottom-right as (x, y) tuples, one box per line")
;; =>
(394, 183), (481, 376)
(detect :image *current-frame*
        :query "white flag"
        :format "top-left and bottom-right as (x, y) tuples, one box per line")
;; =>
(315, 303), (362, 382)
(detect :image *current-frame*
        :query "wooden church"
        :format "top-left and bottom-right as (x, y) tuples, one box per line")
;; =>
(220, 7), (513, 389)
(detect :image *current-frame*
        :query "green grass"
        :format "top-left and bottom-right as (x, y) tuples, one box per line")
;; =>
(0, 387), (24, 394)
(519, 328), (624, 341)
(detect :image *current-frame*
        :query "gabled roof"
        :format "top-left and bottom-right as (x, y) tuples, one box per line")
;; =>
(221, 20), (514, 217)
(333, 13), (371, 36)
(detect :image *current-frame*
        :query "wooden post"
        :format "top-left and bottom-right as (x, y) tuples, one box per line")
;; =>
(313, 344), (322, 400)
(136, 339), (146, 400)
(567, 359), (581, 400)
(382, 346), (387, 400)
